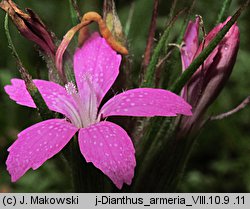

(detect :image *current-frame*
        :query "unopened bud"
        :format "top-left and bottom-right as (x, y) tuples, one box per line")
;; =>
(0, 0), (55, 57)
(180, 17), (240, 135)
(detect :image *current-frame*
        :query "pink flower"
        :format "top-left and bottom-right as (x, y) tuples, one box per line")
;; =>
(180, 17), (239, 134)
(5, 33), (192, 189)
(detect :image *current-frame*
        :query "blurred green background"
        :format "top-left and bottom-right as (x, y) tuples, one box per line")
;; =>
(0, 0), (250, 192)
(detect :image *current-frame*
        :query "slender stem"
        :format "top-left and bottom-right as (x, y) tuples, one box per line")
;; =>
(161, 0), (195, 89)
(210, 96), (250, 120)
(68, 0), (80, 47)
(134, 118), (198, 192)
(70, 135), (111, 192)
(216, 0), (232, 24)
(70, 137), (85, 192)
(135, 4), (191, 183)
(141, 0), (159, 70)
(124, 2), (135, 36)
(167, 0), (178, 26)
(133, 118), (172, 191)
(4, 14), (53, 120)
(158, 134), (197, 192)
(5, 15), (21, 64)
(141, 0), (180, 88)
(135, 117), (165, 163)
(69, 0), (81, 23)
(175, 0), (196, 45)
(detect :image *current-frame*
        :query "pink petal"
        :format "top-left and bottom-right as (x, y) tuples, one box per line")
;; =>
(181, 16), (200, 70)
(212, 23), (239, 74)
(186, 22), (239, 118)
(184, 17), (239, 106)
(78, 121), (136, 189)
(181, 18), (223, 102)
(4, 78), (76, 118)
(4, 79), (36, 108)
(100, 88), (192, 118)
(33, 80), (77, 119)
(73, 32), (122, 105)
(197, 17), (234, 71)
(193, 20), (223, 71)
(6, 119), (78, 182)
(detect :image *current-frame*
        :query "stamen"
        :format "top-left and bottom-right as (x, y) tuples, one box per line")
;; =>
(81, 74), (98, 125)
(58, 97), (82, 128)
(65, 82), (77, 95)
(63, 82), (83, 128)
(63, 79), (98, 128)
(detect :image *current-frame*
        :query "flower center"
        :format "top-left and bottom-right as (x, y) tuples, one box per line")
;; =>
(65, 82), (77, 95)
(64, 80), (98, 128)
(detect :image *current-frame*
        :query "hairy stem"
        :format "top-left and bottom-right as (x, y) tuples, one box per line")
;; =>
(210, 96), (250, 120)
(69, 136), (111, 192)
(4, 14), (53, 120)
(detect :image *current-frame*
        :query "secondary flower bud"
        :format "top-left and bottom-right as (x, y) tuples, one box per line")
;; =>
(180, 17), (240, 134)
(0, 0), (55, 57)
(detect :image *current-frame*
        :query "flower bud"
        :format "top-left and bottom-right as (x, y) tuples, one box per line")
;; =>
(103, 0), (127, 47)
(180, 17), (240, 134)
(0, 0), (55, 57)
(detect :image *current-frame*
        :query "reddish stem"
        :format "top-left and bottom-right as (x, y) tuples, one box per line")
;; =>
(142, 0), (159, 70)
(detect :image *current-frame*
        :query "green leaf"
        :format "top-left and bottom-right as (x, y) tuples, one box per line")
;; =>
(216, 0), (232, 24)
(141, 0), (177, 88)
(68, 0), (80, 26)
(141, 24), (172, 88)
